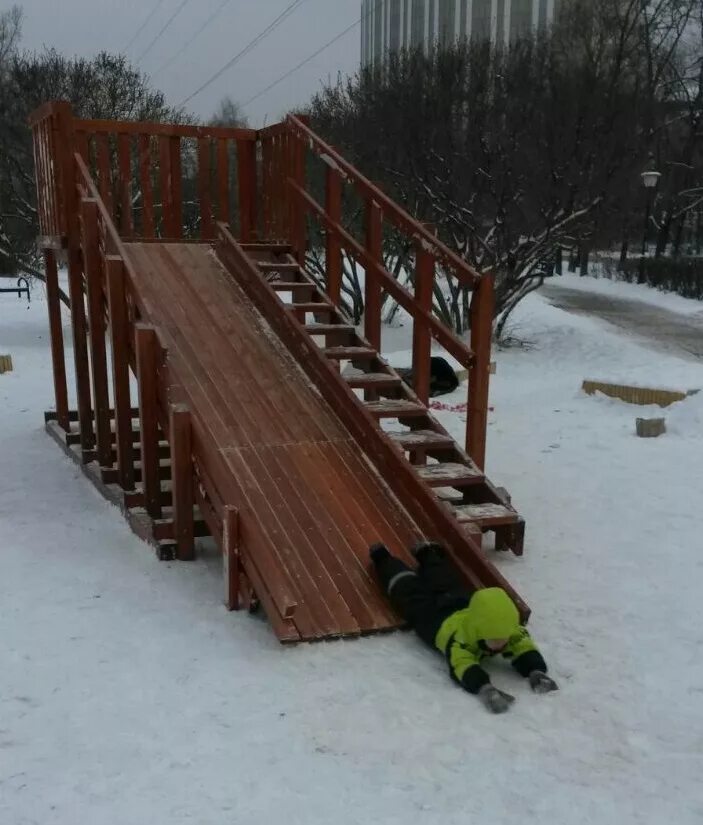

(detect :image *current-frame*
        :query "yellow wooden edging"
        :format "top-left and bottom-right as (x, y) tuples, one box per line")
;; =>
(582, 380), (698, 408)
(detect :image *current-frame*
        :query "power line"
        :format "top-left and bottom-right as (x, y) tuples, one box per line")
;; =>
(177, 0), (308, 108)
(241, 13), (365, 110)
(151, 0), (233, 79)
(136, 0), (193, 65)
(122, 0), (168, 54)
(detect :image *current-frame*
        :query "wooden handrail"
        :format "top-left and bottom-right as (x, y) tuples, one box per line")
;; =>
(291, 180), (474, 368)
(286, 114), (482, 289)
(74, 119), (257, 141)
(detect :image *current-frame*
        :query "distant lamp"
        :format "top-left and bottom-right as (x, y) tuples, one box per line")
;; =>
(641, 169), (661, 190)
(639, 159), (661, 283)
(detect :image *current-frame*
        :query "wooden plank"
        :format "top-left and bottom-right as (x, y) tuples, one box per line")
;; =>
(223, 505), (240, 611)
(75, 130), (90, 166)
(236, 138), (257, 242)
(216, 228), (525, 608)
(325, 164), (343, 305)
(139, 134), (155, 238)
(43, 249), (70, 432)
(96, 133), (113, 216)
(364, 200), (383, 352)
(198, 137), (214, 240)
(117, 133), (133, 237)
(169, 403), (194, 561)
(364, 399), (426, 417)
(81, 199), (112, 466)
(387, 429), (454, 449)
(158, 136), (173, 237)
(416, 463), (484, 487)
(216, 138), (230, 226)
(169, 136), (183, 238)
(135, 324), (162, 519)
(467, 274), (495, 471)
(412, 243), (434, 405)
(106, 256), (135, 490)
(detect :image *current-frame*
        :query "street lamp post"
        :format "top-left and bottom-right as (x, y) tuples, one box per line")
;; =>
(639, 161), (661, 284)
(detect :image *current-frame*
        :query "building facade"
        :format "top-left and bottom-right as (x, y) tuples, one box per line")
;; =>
(361, 0), (561, 67)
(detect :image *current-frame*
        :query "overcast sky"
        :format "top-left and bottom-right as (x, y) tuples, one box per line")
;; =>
(15, 0), (362, 125)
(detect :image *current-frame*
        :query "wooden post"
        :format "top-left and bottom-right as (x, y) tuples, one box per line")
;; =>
(198, 137), (214, 240)
(216, 138), (230, 226)
(43, 248), (70, 432)
(325, 163), (343, 306)
(105, 256), (135, 490)
(55, 102), (94, 457)
(81, 198), (112, 467)
(364, 200), (383, 352)
(170, 403), (194, 561)
(223, 505), (240, 611)
(117, 133), (133, 237)
(169, 135), (183, 238)
(237, 138), (258, 242)
(467, 274), (495, 471)
(289, 133), (307, 265)
(413, 244), (434, 405)
(135, 324), (162, 519)
(139, 134), (155, 238)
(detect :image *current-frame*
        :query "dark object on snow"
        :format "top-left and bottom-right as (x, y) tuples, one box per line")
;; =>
(396, 356), (459, 398)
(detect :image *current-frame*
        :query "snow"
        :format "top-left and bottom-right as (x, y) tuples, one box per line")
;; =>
(667, 391), (703, 438)
(551, 270), (703, 318)
(2, 280), (703, 824)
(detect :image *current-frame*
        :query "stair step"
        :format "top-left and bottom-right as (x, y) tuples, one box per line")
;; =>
(258, 262), (301, 272)
(242, 243), (292, 253)
(364, 399), (427, 418)
(324, 346), (377, 360)
(387, 429), (455, 449)
(305, 323), (356, 334)
(344, 372), (401, 389)
(416, 462), (484, 487)
(270, 282), (315, 293)
(452, 503), (518, 527)
(288, 302), (334, 313)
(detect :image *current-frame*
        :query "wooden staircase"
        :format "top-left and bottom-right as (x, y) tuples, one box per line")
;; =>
(236, 241), (524, 556)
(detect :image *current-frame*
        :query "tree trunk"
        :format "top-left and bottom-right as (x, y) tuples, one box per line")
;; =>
(555, 246), (563, 275)
(619, 238), (628, 271)
(579, 244), (590, 277)
(655, 211), (672, 258)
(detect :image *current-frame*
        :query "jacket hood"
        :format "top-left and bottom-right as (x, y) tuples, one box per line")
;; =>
(468, 588), (520, 641)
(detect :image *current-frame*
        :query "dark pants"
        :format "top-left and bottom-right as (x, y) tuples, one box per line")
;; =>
(373, 549), (472, 647)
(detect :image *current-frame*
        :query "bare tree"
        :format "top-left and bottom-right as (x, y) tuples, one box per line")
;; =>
(209, 95), (248, 128)
(308, 0), (697, 335)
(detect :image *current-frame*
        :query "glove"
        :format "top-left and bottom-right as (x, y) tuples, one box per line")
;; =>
(478, 684), (515, 714)
(529, 671), (559, 694)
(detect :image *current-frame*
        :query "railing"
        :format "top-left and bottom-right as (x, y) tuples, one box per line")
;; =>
(276, 114), (495, 469)
(30, 102), (496, 470)
(29, 104), (259, 245)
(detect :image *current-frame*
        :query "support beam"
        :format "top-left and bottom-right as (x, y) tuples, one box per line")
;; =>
(170, 403), (194, 561)
(223, 505), (240, 611)
(106, 256), (135, 490)
(81, 198), (112, 467)
(43, 248), (70, 432)
(135, 324), (162, 519)
(467, 274), (495, 470)
(364, 200), (383, 352)
(412, 243), (434, 405)
(325, 163), (343, 305)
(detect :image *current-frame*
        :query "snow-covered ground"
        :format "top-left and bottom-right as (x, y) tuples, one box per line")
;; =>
(551, 270), (703, 318)
(1, 281), (702, 825)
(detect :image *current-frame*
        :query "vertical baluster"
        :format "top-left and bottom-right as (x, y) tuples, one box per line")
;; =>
(364, 200), (383, 352)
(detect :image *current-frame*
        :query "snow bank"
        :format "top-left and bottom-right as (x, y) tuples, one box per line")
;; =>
(667, 392), (703, 438)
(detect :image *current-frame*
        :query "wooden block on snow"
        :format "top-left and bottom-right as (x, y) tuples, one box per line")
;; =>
(0, 354), (13, 374)
(636, 417), (666, 438)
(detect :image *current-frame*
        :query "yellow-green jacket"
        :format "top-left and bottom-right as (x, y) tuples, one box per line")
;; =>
(435, 588), (547, 693)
